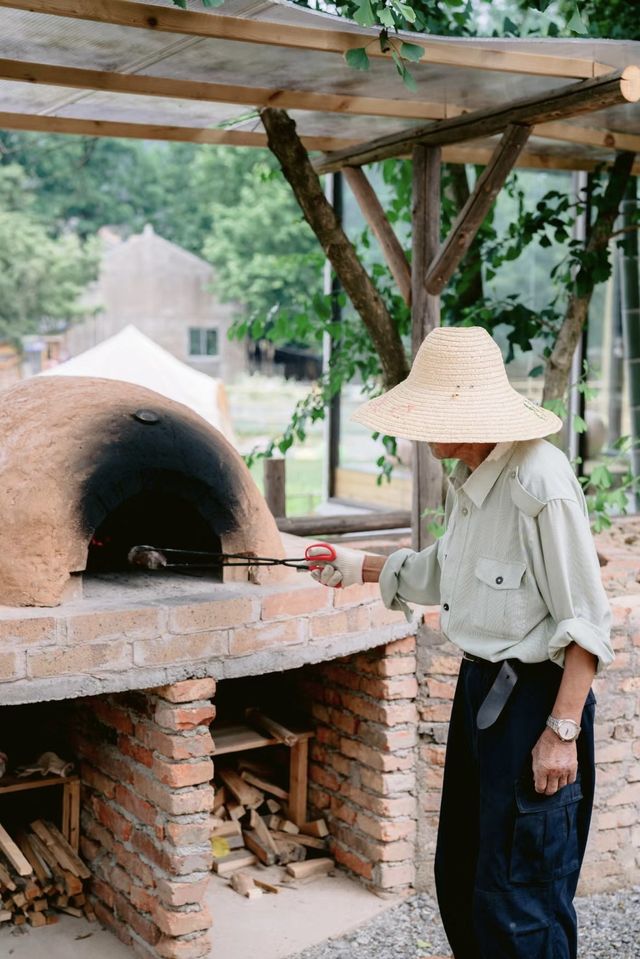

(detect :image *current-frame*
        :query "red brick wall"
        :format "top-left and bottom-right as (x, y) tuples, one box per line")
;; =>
(303, 636), (419, 892)
(71, 680), (216, 959)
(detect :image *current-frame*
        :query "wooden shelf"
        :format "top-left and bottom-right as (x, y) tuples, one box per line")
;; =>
(0, 775), (80, 851)
(0, 774), (79, 796)
(215, 723), (313, 757)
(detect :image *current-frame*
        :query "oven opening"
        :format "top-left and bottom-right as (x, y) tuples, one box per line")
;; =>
(86, 490), (223, 578)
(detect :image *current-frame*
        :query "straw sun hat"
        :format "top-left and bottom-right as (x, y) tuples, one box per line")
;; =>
(352, 326), (562, 443)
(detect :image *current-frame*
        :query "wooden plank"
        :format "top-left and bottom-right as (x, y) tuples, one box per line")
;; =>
(301, 820), (329, 839)
(277, 510), (410, 536)
(425, 124), (532, 294)
(212, 850), (257, 876)
(288, 738), (309, 827)
(286, 858), (334, 880)
(61, 783), (70, 847)
(68, 780), (81, 853)
(0, 112), (358, 153)
(263, 458), (286, 518)
(314, 66), (640, 173)
(244, 709), (300, 748)
(411, 145), (443, 552)
(0, 1), (608, 78)
(248, 810), (279, 857)
(241, 771), (288, 802)
(39, 821), (90, 880)
(217, 769), (264, 808)
(0, 823), (33, 877)
(29, 821), (90, 880)
(242, 829), (277, 867)
(271, 830), (326, 850)
(0, 775), (80, 797)
(533, 120), (640, 154)
(343, 166), (412, 306)
(0, 57), (448, 122)
(0, 860), (16, 890)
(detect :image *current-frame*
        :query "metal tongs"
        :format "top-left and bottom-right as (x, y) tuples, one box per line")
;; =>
(127, 543), (337, 573)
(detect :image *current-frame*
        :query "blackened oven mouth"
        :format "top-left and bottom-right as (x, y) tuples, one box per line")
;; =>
(85, 490), (224, 580)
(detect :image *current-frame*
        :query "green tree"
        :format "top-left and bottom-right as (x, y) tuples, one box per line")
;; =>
(0, 165), (97, 342)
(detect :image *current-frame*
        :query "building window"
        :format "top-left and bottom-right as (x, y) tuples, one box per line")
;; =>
(188, 327), (219, 357)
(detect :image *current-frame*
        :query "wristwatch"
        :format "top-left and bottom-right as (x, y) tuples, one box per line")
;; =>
(546, 716), (581, 742)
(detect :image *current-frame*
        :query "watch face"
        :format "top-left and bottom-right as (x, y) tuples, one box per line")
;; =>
(558, 720), (577, 740)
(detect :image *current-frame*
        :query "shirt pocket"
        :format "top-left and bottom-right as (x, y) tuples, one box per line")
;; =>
(510, 777), (583, 884)
(473, 557), (527, 639)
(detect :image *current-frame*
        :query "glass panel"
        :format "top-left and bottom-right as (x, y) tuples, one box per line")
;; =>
(188, 327), (202, 356)
(205, 329), (219, 356)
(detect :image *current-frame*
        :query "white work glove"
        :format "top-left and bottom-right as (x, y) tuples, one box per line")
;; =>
(307, 544), (365, 589)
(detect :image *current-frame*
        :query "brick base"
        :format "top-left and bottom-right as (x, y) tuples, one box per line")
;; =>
(72, 680), (216, 959)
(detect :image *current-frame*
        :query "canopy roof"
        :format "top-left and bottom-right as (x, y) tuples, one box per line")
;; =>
(0, 0), (639, 172)
(41, 324), (236, 443)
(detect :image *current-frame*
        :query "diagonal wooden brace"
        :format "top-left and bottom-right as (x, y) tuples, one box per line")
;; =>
(425, 123), (532, 295)
(343, 166), (412, 306)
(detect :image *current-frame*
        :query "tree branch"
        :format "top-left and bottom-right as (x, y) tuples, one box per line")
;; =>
(542, 151), (636, 405)
(260, 108), (409, 389)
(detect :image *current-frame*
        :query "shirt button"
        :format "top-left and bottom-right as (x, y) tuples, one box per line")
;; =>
(461, 507), (469, 516)
(510, 470), (516, 478)
(443, 603), (450, 611)
(495, 576), (504, 585)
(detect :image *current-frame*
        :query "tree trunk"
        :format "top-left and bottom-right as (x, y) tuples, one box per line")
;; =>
(543, 151), (636, 404)
(260, 108), (409, 389)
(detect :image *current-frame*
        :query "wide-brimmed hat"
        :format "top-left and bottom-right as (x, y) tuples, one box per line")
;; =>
(351, 326), (562, 443)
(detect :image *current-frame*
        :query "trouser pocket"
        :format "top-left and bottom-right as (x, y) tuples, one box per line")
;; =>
(509, 777), (583, 884)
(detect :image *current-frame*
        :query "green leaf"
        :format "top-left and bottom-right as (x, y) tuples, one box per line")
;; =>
(344, 47), (371, 71)
(393, 1), (417, 23)
(379, 7), (396, 27)
(567, 7), (589, 35)
(572, 414), (587, 433)
(171, 0), (187, 7)
(400, 65), (418, 92)
(589, 464), (612, 489)
(400, 41), (424, 62)
(353, 0), (377, 26)
(201, 0), (226, 6)
(529, 364), (544, 378)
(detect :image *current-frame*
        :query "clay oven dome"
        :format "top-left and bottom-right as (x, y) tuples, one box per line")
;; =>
(0, 376), (284, 607)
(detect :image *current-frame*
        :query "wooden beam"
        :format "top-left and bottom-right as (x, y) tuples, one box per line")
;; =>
(314, 66), (640, 173)
(343, 166), (411, 305)
(0, 111), (357, 151)
(0, 0), (611, 79)
(425, 124), (531, 295)
(276, 510), (410, 536)
(411, 145), (443, 552)
(534, 120), (640, 154)
(0, 57), (448, 122)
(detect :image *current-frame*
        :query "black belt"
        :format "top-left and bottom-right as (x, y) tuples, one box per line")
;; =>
(462, 654), (519, 729)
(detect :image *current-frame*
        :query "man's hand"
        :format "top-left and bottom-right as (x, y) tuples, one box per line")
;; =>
(531, 727), (578, 796)
(306, 544), (365, 589)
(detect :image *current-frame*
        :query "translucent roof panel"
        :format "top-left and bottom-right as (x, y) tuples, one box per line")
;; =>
(0, 0), (638, 169)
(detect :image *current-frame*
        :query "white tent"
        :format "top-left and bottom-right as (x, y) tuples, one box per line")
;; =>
(41, 325), (236, 444)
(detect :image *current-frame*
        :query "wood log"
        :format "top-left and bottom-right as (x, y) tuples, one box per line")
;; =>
(271, 830), (327, 850)
(278, 819), (300, 835)
(29, 821), (90, 879)
(276, 510), (410, 537)
(260, 107), (410, 390)
(274, 837), (306, 865)
(217, 769), (264, 808)
(0, 823), (33, 877)
(27, 910), (47, 926)
(266, 799), (281, 815)
(253, 877), (280, 894)
(248, 810), (279, 858)
(0, 910), (11, 922)
(286, 858), (335, 880)
(0, 861), (16, 891)
(343, 166), (412, 305)
(212, 850), (257, 877)
(229, 871), (262, 900)
(244, 708), (300, 748)
(424, 124), (532, 294)
(241, 770), (289, 802)
(242, 829), (277, 867)
(314, 66), (640, 173)
(263, 458), (286, 519)
(301, 820), (329, 839)
(211, 821), (242, 839)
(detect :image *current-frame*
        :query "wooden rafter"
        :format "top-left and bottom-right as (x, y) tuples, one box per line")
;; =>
(0, 58), (448, 122)
(0, 0), (612, 79)
(425, 124), (532, 295)
(314, 66), (640, 173)
(0, 111), (358, 151)
(343, 166), (411, 305)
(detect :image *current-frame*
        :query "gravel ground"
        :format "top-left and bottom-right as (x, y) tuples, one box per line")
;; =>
(288, 888), (640, 959)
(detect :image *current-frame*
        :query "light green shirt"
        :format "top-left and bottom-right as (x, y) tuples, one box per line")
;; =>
(380, 439), (613, 671)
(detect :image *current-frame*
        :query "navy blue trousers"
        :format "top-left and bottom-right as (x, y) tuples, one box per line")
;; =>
(435, 658), (595, 959)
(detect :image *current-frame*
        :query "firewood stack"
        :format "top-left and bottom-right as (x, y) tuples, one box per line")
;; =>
(211, 755), (334, 897)
(0, 819), (94, 927)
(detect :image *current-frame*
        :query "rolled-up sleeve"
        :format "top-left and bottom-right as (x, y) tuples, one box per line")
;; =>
(379, 543), (441, 621)
(536, 498), (613, 672)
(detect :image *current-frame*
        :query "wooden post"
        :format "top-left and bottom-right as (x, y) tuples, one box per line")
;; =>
(411, 145), (444, 552)
(288, 738), (309, 826)
(263, 458), (286, 518)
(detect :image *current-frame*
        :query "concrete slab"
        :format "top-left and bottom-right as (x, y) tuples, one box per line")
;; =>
(1, 915), (132, 959)
(207, 869), (401, 959)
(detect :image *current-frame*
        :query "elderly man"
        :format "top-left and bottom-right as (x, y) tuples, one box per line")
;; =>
(308, 326), (612, 959)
